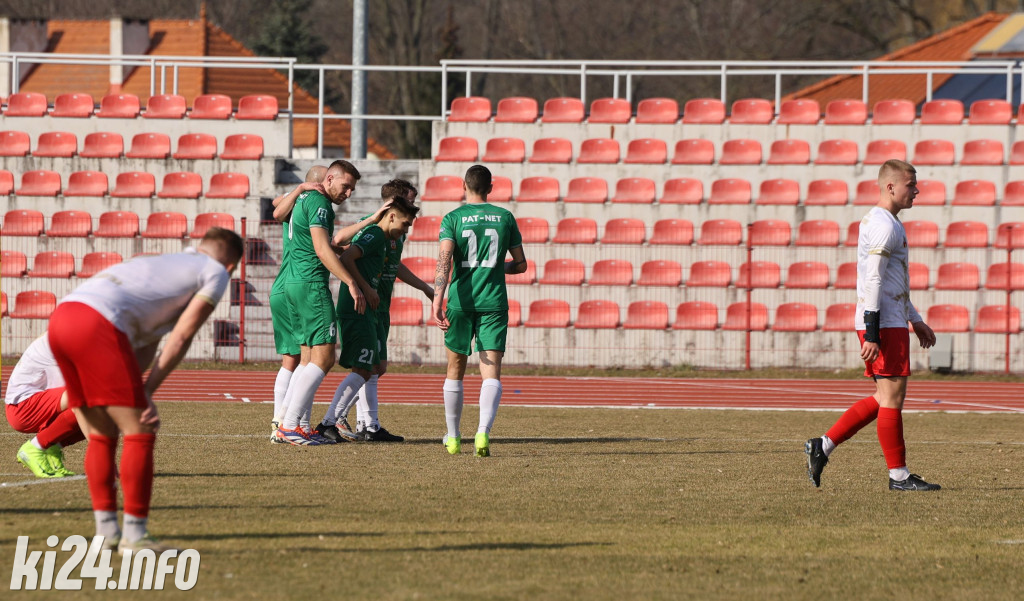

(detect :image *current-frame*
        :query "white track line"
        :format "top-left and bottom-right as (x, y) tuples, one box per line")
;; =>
(1, 474), (86, 487)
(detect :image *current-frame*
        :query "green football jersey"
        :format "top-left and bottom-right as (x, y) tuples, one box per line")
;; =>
(439, 203), (522, 312)
(338, 223), (388, 317)
(285, 190), (335, 283)
(270, 216), (292, 294)
(355, 214), (405, 314)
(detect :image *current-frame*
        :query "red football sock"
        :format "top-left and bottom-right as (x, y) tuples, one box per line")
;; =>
(825, 395), (880, 446)
(120, 433), (156, 518)
(876, 407), (906, 469)
(36, 409), (83, 449)
(85, 434), (118, 512)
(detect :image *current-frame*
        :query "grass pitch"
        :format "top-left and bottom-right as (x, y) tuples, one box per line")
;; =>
(1, 403), (1022, 600)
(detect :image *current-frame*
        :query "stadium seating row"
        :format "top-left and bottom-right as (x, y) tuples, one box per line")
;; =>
(0, 171), (249, 198)
(436, 135), (1022, 166)
(448, 95), (1018, 125)
(1, 92), (278, 120)
(420, 174), (1024, 207)
(0, 211), (234, 239)
(0, 130), (263, 159)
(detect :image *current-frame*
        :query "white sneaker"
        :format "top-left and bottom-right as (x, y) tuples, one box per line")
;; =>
(118, 533), (178, 555)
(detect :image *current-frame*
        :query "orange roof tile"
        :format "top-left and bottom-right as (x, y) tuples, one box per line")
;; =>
(21, 20), (111, 99)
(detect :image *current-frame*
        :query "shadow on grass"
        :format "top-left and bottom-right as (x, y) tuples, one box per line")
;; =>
(180, 530), (384, 541)
(334, 541), (613, 553)
(401, 437), (677, 445)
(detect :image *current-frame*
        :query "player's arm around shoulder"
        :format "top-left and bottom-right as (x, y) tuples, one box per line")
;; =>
(340, 243), (379, 310)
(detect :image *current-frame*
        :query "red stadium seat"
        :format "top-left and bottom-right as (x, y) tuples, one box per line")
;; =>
(777, 99), (820, 124)
(649, 219), (694, 245)
(495, 97), (538, 122)
(142, 212), (188, 238)
(757, 179), (799, 205)
(683, 98), (725, 123)
(914, 180), (946, 205)
(927, 304), (970, 332)
(723, 302), (768, 330)
(158, 172), (203, 199)
(872, 98), (915, 124)
(482, 137), (526, 162)
(913, 139), (955, 165)
(969, 99), (1012, 124)
(730, 98), (773, 124)
(539, 258), (585, 286)
(863, 139), (906, 164)
(564, 177), (607, 204)
(94, 211), (140, 237)
(191, 213), (236, 238)
(673, 301), (718, 330)
(10, 291), (57, 319)
(766, 139), (810, 164)
(541, 97), (584, 123)
(47, 210), (92, 237)
(835, 263), (857, 289)
(749, 220), (791, 246)
(435, 137), (478, 161)
(6, 92), (47, 116)
(611, 178), (656, 204)
(507, 299), (522, 327)
(602, 217), (645, 245)
(853, 180), (881, 205)
(236, 95), (279, 119)
(736, 261), (781, 288)
(785, 262), (830, 288)
(961, 139), (1003, 165)
(0, 130), (30, 156)
(96, 93), (140, 118)
(401, 257), (437, 284)
(78, 252), (123, 278)
(448, 96), (491, 122)
(506, 260), (537, 285)
(190, 94), (233, 119)
(719, 139), (762, 164)
(17, 170), (60, 196)
(577, 138), (620, 163)
(390, 297), (424, 326)
(920, 99), (964, 124)
(795, 220), (840, 246)
(421, 175), (463, 201)
(904, 220), (939, 247)
(589, 259), (633, 286)
(816, 139), (858, 164)
(63, 171), (108, 197)
(529, 138), (572, 163)
(773, 303), (818, 331)
(952, 180), (996, 206)
(110, 172), (156, 198)
(945, 221), (988, 247)
(995, 223), (1024, 248)
(636, 98), (679, 123)
(1, 250), (27, 277)
(660, 178), (703, 204)
(699, 219), (743, 245)
(1012, 142), (1024, 165)
(144, 94), (187, 119)
(525, 299), (571, 328)
(489, 176), (513, 202)
(408, 215), (441, 242)
(221, 134), (264, 160)
(708, 179), (751, 204)
(672, 139), (714, 164)
(126, 132), (171, 159)
(29, 251), (75, 278)
(909, 262), (929, 290)
(34, 131), (77, 157)
(518, 177), (560, 202)
(848, 222), (862, 248)
(174, 133), (218, 159)
(515, 215), (551, 242)
(687, 260), (731, 287)
(50, 92), (94, 117)
(935, 262), (980, 290)
(824, 99), (867, 124)
(637, 260), (683, 287)
(975, 305), (1021, 333)
(575, 300), (620, 329)
(80, 132), (123, 158)
(624, 138), (667, 164)
(985, 262), (1024, 290)
(553, 218), (598, 244)
(805, 179), (848, 206)
(823, 303), (856, 332)
(1005, 181), (1024, 206)
(589, 97), (631, 123)
(624, 301), (670, 330)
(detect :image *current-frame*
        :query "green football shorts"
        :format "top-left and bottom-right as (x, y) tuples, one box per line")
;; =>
(284, 281), (337, 347)
(444, 308), (507, 355)
(269, 290), (300, 356)
(338, 312), (380, 370)
(376, 312), (391, 362)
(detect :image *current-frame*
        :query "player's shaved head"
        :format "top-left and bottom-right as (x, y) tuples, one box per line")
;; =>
(327, 159), (361, 181)
(878, 159), (916, 185)
(305, 165), (327, 183)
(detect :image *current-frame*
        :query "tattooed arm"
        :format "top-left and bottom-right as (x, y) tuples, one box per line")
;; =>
(432, 239), (455, 331)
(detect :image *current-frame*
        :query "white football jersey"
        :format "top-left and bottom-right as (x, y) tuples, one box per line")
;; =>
(855, 206), (922, 330)
(4, 335), (64, 405)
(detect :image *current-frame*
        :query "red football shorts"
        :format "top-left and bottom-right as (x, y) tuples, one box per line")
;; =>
(856, 327), (911, 378)
(4, 387), (66, 433)
(48, 302), (147, 409)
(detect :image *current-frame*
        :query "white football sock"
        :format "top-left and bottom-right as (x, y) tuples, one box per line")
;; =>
(282, 364), (325, 429)
(122, 513), (148, 544)
(94, 510), (120, 542)
(323, 372), (366, 426)
(30, 436), (44, 451)
(889, 467), (910, 481)
(279, 363), (305, 426)
(477, 378), (502, 434)
(444, 379), (464, 439)
(272, 366), (293, 421)
(821, 435), (836, 457)
(359, 375), (380, 431)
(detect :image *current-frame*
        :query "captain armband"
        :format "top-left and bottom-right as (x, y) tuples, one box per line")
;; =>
(863, 311), (880, 344)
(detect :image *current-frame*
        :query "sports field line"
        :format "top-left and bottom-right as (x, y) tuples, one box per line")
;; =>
(0, 474), (86, 488)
